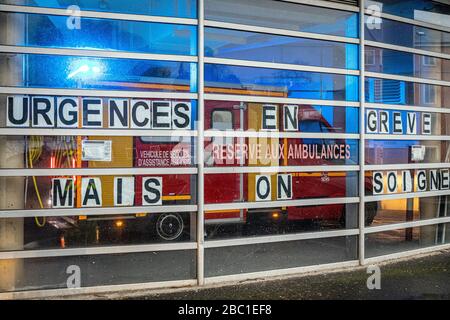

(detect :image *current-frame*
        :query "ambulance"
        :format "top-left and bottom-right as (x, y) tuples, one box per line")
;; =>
(18, 96), (376, 244)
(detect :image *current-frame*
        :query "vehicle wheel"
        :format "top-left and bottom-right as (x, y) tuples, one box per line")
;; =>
(155, 213), (184, 241)
(365, 202), (378, 226)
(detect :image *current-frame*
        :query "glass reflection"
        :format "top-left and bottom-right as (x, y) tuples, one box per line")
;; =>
(365, 46), (450, 81)
(205, 27), (358, 69)
(1, 251), (196, 292)
(0, 12), (197, 55)
(365, 0), (450, 24)
(0, 213), (196, 251)
(365, 224), (446, 258)
(205, 101), (359, 133)
(205, 204), (359, 240)
(0, 174), (195, 210)
(366, 140), (450, 165)
(205, 0), (358, 38)
(203, 172), (358, 204)
(0, 0), (197, 18)
(0, 136), (195, 169)
(0, 53), (195, 92)
(205, 236), (358, 277)
(365, 77), (450, 108)
(365, 16), (450, 55)
(366, 195), (450, 226)
(205, 64), (359, 100)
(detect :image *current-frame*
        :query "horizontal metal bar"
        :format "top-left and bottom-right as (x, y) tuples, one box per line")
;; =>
(366, 134), (450, 141)
(0, 128), (198, 137)
(0, 87), (198, 99)
(204, 218), (242, 225)
(365, 190), (450, 202)
(283, 0), (359, 12)
(204, 20), (360, 44)
(0, 279), (198, 300)
(365, 40), (450, 60)
(204, 197), (359, 211)
(0, 167), (197, 177)
(364, 216), (450, 235)
(366, 71), (450, 87)
(0, 45), (197, 62)
(364, 9), (450, 34)
(204, 260), (360, 285)
(204, 165), (359, 174)
(365, 102), (450, 114)
(0, 4), (198, 25)
(204, 57), (359, 76)
(0, 242), (197, 260)
(204, 94), (359, 107)
(204, 130), (359, 139)
(0, 205), (197, 218)
(204, 229), (359, 248)
(366, 163), (450, 171)
(363, 243), (450, 265)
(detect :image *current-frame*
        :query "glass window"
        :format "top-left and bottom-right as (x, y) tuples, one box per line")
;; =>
(0, 12), (197, 56)
(365, 16), (450, 55)
(366, 0), (450, 26)
(203, 171), (358, 204)
(0, 95), (197, 130)
(365, 77), (450, 108)
(205, 0), (358, 38)
(205, 101), (359, 134)
(365, 46), (450, 81)
(0, 0), (197, 18)
(366, 140), (450, 165)
(205, 138), (359, 167)
(0, 53), (196, 92)
(205, 64), (359, 100)
(0, 213), (196, 251)
(205, 203), (359, 241)
(205, 236), (358, 277)
(365, 225), (443, 258)
(211, 109), (233, 130)
(366, 168), (450, 197)
(364, 109), (450, 136)
(366, 195), (450, 227)
(2, 251), (196, 292)
(365, 48), (378, 66)
(0, 174), (196, 210)
(0, 136), (195, 169)
(205, 27), (359, 69)
(423, 84), (437, 105)
(423, 56), (438, 67)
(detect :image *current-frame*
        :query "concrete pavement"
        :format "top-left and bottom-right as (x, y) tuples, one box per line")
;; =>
(126, 249), (450, 300)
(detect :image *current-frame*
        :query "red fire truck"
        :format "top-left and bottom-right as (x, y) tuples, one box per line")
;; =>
(24, 99), (376, 244)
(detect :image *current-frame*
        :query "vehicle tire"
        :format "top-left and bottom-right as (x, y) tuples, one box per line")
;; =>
(365, 202), (378, 226)
(155, 213), (185, 241)
(339, 202), (379, 227)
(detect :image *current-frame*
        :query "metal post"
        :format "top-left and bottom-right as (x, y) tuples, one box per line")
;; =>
(196, 0), (205, 286)
(0, 10), (25, 291)
(359, 0), (366, 265)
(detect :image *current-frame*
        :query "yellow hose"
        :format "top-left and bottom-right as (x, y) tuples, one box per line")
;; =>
(28, 136), (46, 227)
(28, 136), (77, 228)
